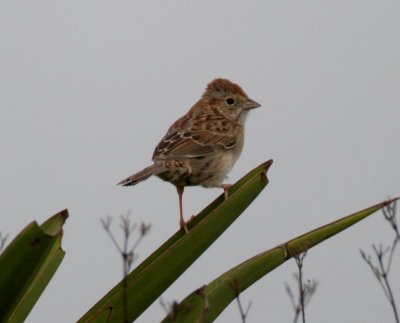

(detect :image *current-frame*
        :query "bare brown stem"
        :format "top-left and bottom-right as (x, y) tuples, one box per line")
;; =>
(229, 280), (252, 323)
(101, 213), (151, 323)
(285, 251), (318, 323)
(295, 253), (306, 323)
(360, 201), (399, 323)
(235, 294), (252, 323)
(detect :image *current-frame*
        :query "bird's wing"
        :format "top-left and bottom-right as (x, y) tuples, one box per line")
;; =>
(152, 113), (236, 159)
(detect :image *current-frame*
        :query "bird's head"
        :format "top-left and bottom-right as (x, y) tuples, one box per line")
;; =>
(201, 78), (261, 122)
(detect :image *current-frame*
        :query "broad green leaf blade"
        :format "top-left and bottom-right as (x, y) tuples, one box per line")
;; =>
(78, 160), (273, 323)
(0, 209), (68, 322)
(162, 197), (399, 322)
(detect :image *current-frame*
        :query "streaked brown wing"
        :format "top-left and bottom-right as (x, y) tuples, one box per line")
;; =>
(152, 113), (236, 159)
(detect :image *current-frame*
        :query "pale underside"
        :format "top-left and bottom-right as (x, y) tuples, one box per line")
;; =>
(152, 107), (248, 188)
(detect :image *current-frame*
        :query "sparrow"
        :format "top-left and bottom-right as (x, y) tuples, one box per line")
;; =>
(118, 78), (261, 233)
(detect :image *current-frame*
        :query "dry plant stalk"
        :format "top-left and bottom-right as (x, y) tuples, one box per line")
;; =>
(360, 201), (399, 323)
(285, 251), (318, 323)
(101, 212), (151, 323)
(230, 279), (252, 323)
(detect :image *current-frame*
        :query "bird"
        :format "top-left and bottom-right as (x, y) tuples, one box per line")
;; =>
(118, 78), (261, 233)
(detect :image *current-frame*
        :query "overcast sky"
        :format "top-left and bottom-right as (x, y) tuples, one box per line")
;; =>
(1, 1), (400, 322)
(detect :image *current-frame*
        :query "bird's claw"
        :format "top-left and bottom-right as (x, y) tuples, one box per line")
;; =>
(180, 215), (195, 233)
(220, 184), (232, 201)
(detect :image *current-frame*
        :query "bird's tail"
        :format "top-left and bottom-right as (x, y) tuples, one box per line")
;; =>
(118, 164), (165, 186)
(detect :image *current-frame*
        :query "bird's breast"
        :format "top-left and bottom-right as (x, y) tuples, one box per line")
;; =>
(156, 127), (245, 188)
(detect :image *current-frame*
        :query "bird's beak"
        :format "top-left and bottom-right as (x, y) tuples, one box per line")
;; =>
(243, 98), (261, 110)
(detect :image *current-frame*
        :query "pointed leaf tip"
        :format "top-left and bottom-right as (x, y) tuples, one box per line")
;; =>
(40, 209), (69, 237)
(261, 159), (273, 172)
(383, 197), (399, 206)
(260, 159), (273, 182)
(0, 209), (67, 322)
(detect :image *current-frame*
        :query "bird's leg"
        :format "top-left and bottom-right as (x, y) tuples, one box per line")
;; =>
(177, 186), (189, 233)
(219, 184), (232, 201)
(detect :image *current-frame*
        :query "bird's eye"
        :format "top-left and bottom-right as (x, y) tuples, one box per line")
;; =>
(226, 97), (235, 105)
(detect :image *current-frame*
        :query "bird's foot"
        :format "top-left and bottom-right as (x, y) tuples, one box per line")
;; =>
(180, 215), (195, 233)
(219, 184), (232, 201)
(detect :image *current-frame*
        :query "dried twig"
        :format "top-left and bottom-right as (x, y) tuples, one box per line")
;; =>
(229, 279), (252, 323)
(383, 201), (400, 241)
(235, 293), (252, 323)
(285, 251), (318, 323)
(101, 212), (151, 323)
(160, 297), (179, 320)
(296, 253), (306, 323)
(360, 201), (399, 323)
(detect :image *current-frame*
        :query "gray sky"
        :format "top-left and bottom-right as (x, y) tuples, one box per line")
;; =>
(1, 1), (400, 322)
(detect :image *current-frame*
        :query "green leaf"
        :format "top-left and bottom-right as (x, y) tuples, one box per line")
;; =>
(0, 209), (68, 322)
(78, 160), (273, 323)
(161, 197), (399, 322)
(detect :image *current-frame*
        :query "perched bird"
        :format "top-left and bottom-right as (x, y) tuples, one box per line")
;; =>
(118, 78), (261, 233)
